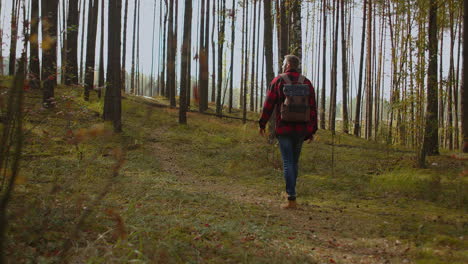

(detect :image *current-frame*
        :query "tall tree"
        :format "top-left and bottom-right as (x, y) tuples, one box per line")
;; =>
(420, 0), (439, 166)
(41, 0), (59, 107)
(97, 0), (105, 98)
(103, 0), (122, 132)
(249, 0), (257, 112)
(341, 0), (349, 134)
(354, 0), (367, 136)
(211, 0), (216, 103)
(198, 0), (206, 112)
(216, 0), (226, 116)
(0, 0), (3, 76)
(242, 0), (249, 123)
(9, 0), (20, 75)
(290, 0), (302, 59)
(79, 0), (87, 83)
(130, 0), (139, 94)
(179, 0), (192, 124)
(160, 0), (168, 96)
(228, 1), (236, 113)
(319, 0), (327, 129)
(264, 0), (276, 143)
(462, 0), (467, 152)
(166, 0), (176, 106)
(84, 0), (99, 101)
(202, 0), (211, 111)
(30, 0), (41, 87)
(121, 0), (129, 91)
(150, 0), (157, 96)
(329, 0), (339, 132)
(365, 0), (373, 139)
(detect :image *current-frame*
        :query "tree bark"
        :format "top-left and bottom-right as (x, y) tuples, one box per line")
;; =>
(198, 0), (206, 112)
(121, 0), (128, 91)
(30, 0), (41, 87)
(462, 0), (467, 152)
(130, 0), (139, 94)
(41, 0), (59, 107)
(216, 0), (226, 116)
(290, 0), (302, 59)
(228, 0), (236, 113)
(9, 0), (19, 75)
(179, 0), (192, 124)
(166, 0), (175, 106)
(103, 0), (122, 132)
(249, 0), (257, 112)
(341, 0), (349, 134)
(320, 0), (327, 129)
(420, 0), (439, 164)
(97, 0), (105, 98)
(365, 0), (373, 140)
(79, 0), (87, 83)
(84, 0), (99, 101)
(354, 0), (367, 136)
(328, 0), (339, 132)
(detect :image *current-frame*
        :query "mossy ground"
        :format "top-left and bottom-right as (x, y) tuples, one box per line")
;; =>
(2, 82), (467, 263)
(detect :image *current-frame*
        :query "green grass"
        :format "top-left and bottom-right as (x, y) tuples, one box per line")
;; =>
(2, 83), (467, 263)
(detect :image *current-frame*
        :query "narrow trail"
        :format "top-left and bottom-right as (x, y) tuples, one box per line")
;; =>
(150, 141), (411, 264)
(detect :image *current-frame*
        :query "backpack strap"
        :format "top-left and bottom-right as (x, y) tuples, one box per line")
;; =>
(280, 73), (292, 85)
(297, 75), (306, 84)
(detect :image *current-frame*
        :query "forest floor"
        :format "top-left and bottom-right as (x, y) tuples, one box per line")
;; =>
(2, 81), (467, 264)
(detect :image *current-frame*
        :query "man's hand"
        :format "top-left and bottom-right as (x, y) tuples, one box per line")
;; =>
(259, 128), (266, 137)
(307, 136), (314, 144)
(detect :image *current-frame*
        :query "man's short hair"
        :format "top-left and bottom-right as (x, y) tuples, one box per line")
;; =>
(283, 55), (301, 70)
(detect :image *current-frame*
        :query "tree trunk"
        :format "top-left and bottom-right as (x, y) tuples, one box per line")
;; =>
(216, 0), (226, 116)
(179, 0), (192, 124)
(420, 0), (439, 165)
(41, 0), (59, 107)
(211, 0), (216, 104)
(30, 0), (41, 87)
(249, 0), (257, 112)
(198, 0), (206, 112)
(353, 0), (367, 137)
(263, 0), (275, 143)
(121, 0), (128, 91)
(290, 0), (302, 59)
(329, 0), (339, 132)
(242, 0), (249, 123)
(161, 0), (168, 97)
(462, 0), (468, 152)
(150, 0), (157, 96)
(79, 0), (87, 83)
(103, 0), (122, 132)
(365, 0), (373, 140)
(319, 0), (327, 129)
(84, 0), (99, 101)
(202, 0), (210, 111)
(166, 0), (175, 106)
(9, 0), (19, 75)
(97, 0), (105, 98)
(130, 0), (139, 94)
(228, 0), (236, 113)
(341, 0), (349, 134)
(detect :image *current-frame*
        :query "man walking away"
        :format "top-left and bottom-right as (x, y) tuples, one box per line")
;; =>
(259, 55), (318, 209)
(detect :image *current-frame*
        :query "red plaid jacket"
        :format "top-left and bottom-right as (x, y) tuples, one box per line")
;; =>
(259, 69), (318, 140)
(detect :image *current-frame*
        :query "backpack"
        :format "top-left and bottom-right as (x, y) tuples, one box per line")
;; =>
(280, 73), (310, 122)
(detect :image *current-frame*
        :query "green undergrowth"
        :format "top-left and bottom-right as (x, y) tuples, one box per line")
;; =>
(2, 83), (467, 264)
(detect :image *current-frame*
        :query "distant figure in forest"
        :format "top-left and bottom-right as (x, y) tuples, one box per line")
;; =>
(259, 55), (318, 209)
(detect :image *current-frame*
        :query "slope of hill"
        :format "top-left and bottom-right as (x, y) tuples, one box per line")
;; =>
(2, 83), (467, 263)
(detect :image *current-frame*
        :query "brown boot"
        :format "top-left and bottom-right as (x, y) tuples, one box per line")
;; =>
(281, 200), (297, 209)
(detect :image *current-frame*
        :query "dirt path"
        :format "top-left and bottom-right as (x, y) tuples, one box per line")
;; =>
(151, 142), (411, 264)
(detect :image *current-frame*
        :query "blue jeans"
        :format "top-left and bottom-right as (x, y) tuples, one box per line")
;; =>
(277, 135), (304, 200)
